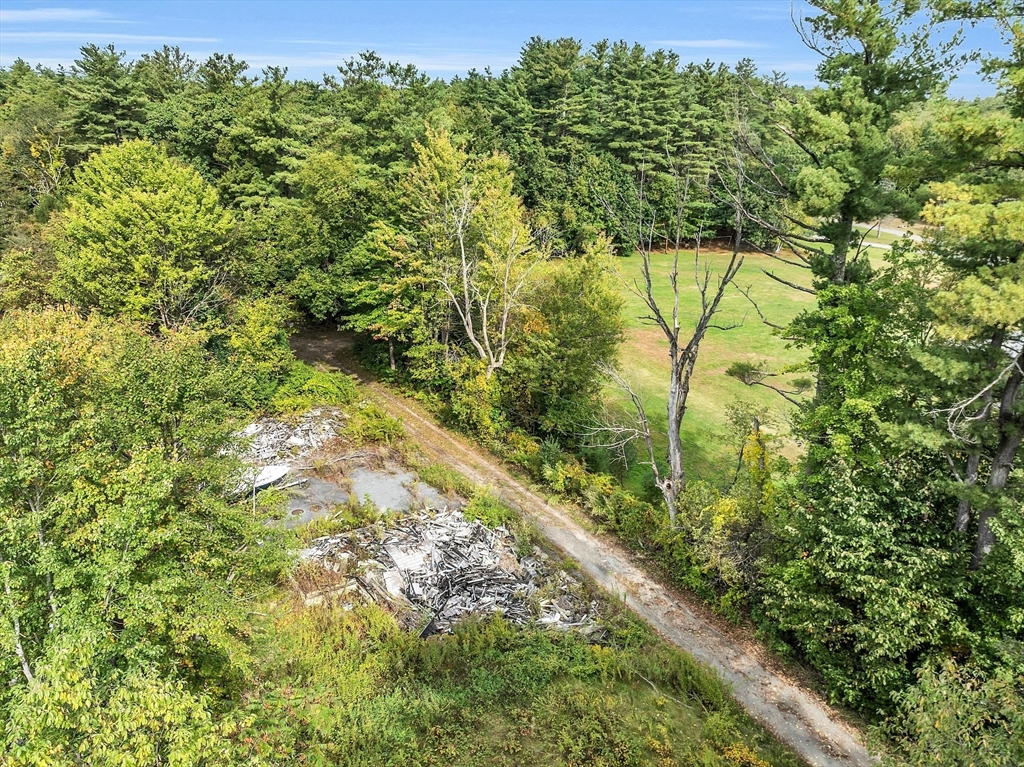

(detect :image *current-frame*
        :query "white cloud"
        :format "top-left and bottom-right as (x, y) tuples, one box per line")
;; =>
(653, 39), (764, 49)
(1, 32), (219, 43)
(0, 7), (113, 23)
(238, 50), (516, 74)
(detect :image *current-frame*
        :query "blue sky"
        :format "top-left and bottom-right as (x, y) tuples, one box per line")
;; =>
(0, 0), (1005, 97)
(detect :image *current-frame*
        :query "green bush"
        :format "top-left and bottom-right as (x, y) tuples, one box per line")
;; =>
(344, 401), (404, 445)
(878, 659), (1024, 767)
(464, 490), (536, 557)
(464, 490), (519, 528)
(298, 496), (381, 542)
(270, 361), (357, 413)
(225, 297), (295, 408)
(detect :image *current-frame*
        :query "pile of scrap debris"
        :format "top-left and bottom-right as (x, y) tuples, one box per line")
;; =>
(235, 408), (343, 492)
(303, 508), (605, 639)
(239, 407), (343, 466)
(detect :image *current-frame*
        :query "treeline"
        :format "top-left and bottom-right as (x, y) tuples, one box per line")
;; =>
(1, 0), (1023, 763)
(2, 38), (756, 439)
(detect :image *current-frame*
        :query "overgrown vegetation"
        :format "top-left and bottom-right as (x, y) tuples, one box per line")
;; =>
(238, 603), (802, 767)
(2, 0), (1022, 762)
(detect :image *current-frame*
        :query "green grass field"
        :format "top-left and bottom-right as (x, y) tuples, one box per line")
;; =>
(608, 247), (816, 487)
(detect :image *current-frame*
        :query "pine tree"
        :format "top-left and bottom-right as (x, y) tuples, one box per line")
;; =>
(66, 44), (146, 159)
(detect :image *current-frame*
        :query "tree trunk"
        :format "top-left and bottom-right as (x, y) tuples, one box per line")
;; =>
(388, 338), (396, 371)
(955, 451), (980, 534)
(971, 430), (1022, 568)
(4, 577), (33, 684)
(665, 389), (685, 526)
(830, 215), (854, 286)
(971, 349), (1024, 568)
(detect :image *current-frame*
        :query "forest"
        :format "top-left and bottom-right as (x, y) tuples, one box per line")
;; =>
(0, 0), (1022, 764)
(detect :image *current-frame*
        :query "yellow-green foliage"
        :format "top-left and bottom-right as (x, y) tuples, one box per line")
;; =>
(463, 489), (519, 528)
(222, 603), (802, 767)
(463, 489), (535, 556)
(446, 357), (504, 438)
(225, 297), (295, 408)
(542, 458), (590, 497)
(503, 429), (541, 467)
(4, 633), (233, 767)
(270, 361), (357, 413)
(298, 496), (381, 542)
(51, 140), (236, 328)
(344, 400), (405, 444)
(418, 462), (475, 497)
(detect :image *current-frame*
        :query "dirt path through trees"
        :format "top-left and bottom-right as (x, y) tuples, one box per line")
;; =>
(292, 328), (874, 767)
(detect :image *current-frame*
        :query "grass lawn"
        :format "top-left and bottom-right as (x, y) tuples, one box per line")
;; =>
(854, 225), (903, 248)
(608, 247), (815, 488)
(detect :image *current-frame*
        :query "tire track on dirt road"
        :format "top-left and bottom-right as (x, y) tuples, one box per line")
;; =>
(293, 329), (874, 767)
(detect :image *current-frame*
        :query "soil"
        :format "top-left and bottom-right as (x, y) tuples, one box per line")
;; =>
(291, 325), (875, 767)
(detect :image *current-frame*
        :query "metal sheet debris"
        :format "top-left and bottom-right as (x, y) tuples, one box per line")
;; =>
(303, 508), (606, 639)
(232, 408), (344, 496)
(238, 407), (344, 467)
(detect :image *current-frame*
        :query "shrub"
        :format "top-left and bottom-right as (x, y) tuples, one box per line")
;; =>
(879, 659), (1024, 767)
(298, 496), (381, 542)
(418, 463), (475, 497)
(464, 490), (536, 556)
(225, 297), (294, 408)
(464, 489), (519, 528)
(344, 401), (404, 445)
(445, 358), (505, 439)
(270, 361), (357, 413)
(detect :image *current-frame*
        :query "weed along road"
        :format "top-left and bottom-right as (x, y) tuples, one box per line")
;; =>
(292, 327), (874, 767)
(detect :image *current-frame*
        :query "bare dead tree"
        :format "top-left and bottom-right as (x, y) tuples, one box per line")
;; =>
(594, 144), (747, 526)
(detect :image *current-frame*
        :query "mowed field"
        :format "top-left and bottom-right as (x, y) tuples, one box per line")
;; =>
(608, 247), (816, 486)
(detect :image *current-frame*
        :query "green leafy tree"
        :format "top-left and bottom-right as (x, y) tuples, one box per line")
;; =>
(504, 235), (625, 437)
(0, 244), (55, 312)
(337, 222), (427, 370)
(757, 5), (1024, 716)
(213, 67), (315, 207)
(134, 45), (198, 102)
(406, 128), (547, 380)
(328, 52), (447, 176)
(880, 659), (1024, 767)
(51, 140), (235, 328)
(0, 308), (285, 762)
(0, 60), (67, 223)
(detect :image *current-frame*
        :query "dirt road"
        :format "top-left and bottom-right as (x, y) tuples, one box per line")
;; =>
(292, 328), (874, 767)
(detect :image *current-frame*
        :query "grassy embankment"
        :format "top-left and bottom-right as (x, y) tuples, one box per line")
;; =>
(608, 247), (815, 488)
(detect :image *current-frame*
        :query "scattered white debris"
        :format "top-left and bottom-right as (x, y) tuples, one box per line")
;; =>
(237, 407), (343, 467)
(231, 408), (345, 496)
(303, 508), (606, 639)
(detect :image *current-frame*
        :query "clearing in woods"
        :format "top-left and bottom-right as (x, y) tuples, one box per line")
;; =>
(291, 326), (874, 767)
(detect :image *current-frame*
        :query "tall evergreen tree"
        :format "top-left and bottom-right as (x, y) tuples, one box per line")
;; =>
(67, 44), (146, 159)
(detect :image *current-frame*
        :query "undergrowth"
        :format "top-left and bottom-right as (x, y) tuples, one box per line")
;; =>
(233, 600), (804, 766)
(271, 361), (357, 414)
(297, 495), (383, 542)
(417, 463), (475, 497)
(345, 400), (405, 445)
(463, 489), (537, 558)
